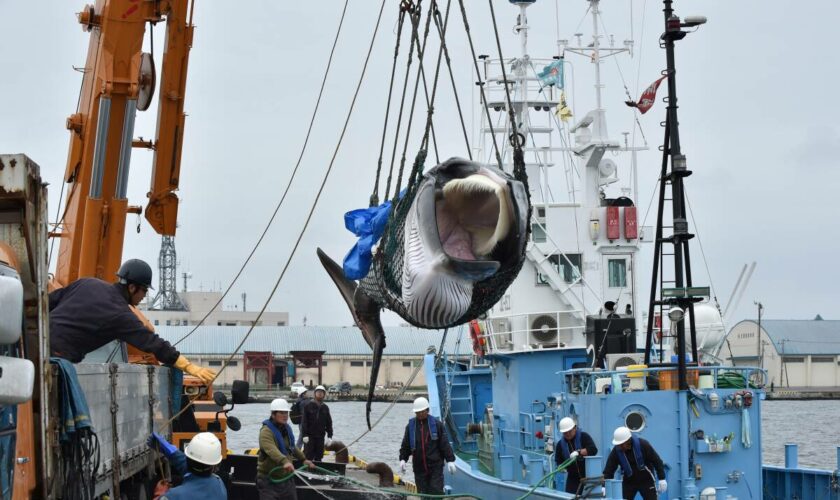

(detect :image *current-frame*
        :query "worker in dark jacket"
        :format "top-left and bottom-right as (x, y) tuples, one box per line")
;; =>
(300, 385), (333, 461)
(49, 259), (215, 383)
(603, 427), (667, 500)
(399, 397), (456, 494)
(147, 431), (227, 499)
(555, 417), (598, 495)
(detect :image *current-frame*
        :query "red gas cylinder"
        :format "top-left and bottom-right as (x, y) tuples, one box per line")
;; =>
(624, 206), (638, 239)
(607, 206), (620, 240)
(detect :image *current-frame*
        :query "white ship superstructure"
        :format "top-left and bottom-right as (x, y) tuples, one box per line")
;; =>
(477, 0), (647, 353)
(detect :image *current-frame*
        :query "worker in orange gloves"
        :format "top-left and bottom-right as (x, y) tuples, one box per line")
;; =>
(49, 259), (215, 383)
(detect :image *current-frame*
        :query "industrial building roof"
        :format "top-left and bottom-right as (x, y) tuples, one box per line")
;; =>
(731, 319), (840, 355)
(156, 325), (468, 356)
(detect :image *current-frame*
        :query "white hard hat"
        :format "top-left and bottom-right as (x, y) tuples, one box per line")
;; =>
(315, 385), (327, 393)
(270, 398), (292, 412)
(184, 432), (223, 466)
(559, 417), (576, 433)
(612, 426), (632, 446)
(412, 397), (430, 413)
(294, 386), (307, 395)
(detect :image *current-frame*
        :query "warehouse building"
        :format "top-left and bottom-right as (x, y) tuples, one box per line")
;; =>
(156, 325), (467, 388)
(721, 318), (840, 388)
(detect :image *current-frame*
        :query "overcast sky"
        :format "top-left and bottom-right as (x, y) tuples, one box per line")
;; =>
(1, 1), (838, 329)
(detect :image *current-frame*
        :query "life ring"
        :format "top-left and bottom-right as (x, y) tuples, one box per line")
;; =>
(469, 320), (487, 356)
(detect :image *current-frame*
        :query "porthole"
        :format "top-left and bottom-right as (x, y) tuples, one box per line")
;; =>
(625, 411), (645, 432)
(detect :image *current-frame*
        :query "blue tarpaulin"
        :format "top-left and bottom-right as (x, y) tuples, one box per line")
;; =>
(342, 194), (402, 280)
(50, 358), (93, 441)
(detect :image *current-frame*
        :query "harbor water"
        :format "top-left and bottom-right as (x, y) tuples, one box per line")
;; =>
(226, 399), (840, 480)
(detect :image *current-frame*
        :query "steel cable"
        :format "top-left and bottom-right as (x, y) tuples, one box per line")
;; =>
(172, 0), (351, 347)
(160, 0), (388, 431)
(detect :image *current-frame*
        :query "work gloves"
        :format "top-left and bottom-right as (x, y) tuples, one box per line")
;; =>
(303, 436), (310, 444)
(147, 432), (177, 458)
(657, 480), (668, 493)
(569, 450), (579, 460)
(325, 437), (333, 447)
(447, 462), (457, 474)
(174, 355), (216, 384)
(399, 460), (407, 473)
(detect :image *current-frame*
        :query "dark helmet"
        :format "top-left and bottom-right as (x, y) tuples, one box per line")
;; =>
(116, 259), (154, 289)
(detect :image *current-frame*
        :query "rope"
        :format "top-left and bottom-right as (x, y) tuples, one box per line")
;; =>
(272, 464), (482, 498)
(333, 359), (424, 457)
(393, 0), (436, 197)
(372, 2), (409, 207)
(596, 12), (649, 149)
(683, 186), (721, 310)
(385, 1), (422, 202)
(47, 175), (68, 267)
(159, 1), (388, 430)
(487, 0), (522, 153)
(456, 0), (503, 168)
(514, 457), (576, 500)
(172, 0), (350, 347)
(61, 430), (100, 500)
(432, 0), (471, 159)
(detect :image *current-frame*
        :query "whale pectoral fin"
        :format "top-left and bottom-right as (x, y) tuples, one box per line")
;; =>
(316, 247), (387, 429)
(367, 331), (386, 430)
(316, 247), (382, 350)
(316, 247), (359, 320)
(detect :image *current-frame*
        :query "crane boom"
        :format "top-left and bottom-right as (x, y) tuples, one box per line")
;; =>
(55, 0), (193, 286)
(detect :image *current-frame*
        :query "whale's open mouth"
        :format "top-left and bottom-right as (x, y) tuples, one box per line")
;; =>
(436, 171), (512, 261)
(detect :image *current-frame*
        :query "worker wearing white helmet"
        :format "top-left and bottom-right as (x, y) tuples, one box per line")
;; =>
(301, 385), (334, 461)
(555, 417), (598, 495)
(147, 431), (226, 499)
(398, 397), (456, 495)
(290, 386), (310, 448)
(257, 398), (315, 499)
(602, 426), (667, 500)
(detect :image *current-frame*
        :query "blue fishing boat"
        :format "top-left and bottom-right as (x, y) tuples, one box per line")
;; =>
(426, 1), (840, 498)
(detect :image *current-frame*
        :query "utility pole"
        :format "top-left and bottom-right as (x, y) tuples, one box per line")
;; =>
(754, 301), (763, 368)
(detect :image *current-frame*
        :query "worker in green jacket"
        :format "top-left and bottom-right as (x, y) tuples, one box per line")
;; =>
(257, 398), (315, 499)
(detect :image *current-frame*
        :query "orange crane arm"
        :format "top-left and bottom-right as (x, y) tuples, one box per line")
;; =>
(55, 0), (193, 287)
(146, 0), (193, 236)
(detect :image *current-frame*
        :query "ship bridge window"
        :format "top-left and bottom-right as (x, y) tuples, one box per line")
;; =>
(608, 259), (627, 288)
(625, 411), (646, 432)
(537, 254), (582, 285)
(531, 223), (546, 243)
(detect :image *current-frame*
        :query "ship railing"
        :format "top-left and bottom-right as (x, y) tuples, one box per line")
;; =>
(480, 310), (585, 355)
(557, 364), (767, 395)
(481, 56), (563, 102)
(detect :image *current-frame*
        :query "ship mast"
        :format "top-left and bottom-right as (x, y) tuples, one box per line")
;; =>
(643, 0), (708, 390)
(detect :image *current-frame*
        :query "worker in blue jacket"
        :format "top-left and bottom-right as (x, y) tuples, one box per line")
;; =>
(49, 259), (215, 383)
(398, 397), (456, 494)
(603, 427), (667, 500)
(555, 417), (598, 495)
(148, 432), (227, 499)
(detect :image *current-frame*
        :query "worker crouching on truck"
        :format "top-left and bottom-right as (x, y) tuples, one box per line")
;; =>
(49, 259), (216, 383)
(257, 398), (315, 500)
(147, 432), (227, 499)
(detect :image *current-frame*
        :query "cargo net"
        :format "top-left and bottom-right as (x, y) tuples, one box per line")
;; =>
(358, 154), (530, 330)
